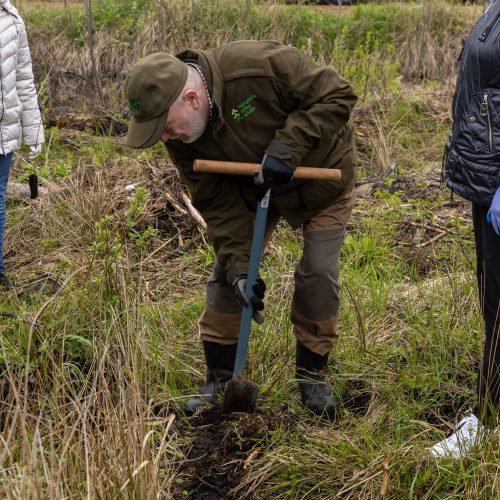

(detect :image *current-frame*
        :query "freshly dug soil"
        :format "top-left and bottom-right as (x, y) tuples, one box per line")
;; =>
(174, 404), (293, 499)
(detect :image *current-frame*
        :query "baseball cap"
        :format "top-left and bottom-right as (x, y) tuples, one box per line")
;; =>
(124, 53), (188, 148)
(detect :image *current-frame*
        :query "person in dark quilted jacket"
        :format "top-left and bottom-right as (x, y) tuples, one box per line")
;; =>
(433, 0), (499, 459)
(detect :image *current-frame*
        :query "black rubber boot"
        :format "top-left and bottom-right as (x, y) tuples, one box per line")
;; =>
(296, 342), (338, 417)
(184, 341), (237, 416)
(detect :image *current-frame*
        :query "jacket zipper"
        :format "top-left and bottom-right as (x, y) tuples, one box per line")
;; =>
(454, 4), (500, 120)
(479, 10), (500, 42)
(480, 93), (493, 150)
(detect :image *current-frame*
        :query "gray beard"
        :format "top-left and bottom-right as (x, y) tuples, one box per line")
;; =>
(182, 111), (209, 144)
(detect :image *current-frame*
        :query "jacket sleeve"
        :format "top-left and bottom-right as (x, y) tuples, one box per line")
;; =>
(167, 147), (253, 285)
(16, 19), (44, 148)
(265, 45), (357, 167)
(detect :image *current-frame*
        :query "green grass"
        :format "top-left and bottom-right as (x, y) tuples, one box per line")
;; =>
(22, 0), (154, 41)
(0, 0), (498, 498)
(1, 153), (497, 497)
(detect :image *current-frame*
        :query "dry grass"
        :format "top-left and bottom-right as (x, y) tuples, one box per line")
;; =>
(0, 1), (498, 498)
(17, 0), (482, 132)
(0, 293), (180, 498)
(1, 155), (204, 496)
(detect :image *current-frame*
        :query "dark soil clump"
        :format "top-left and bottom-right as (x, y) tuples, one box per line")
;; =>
(342, 378), (373, 416)
(174, 405), (291, 499)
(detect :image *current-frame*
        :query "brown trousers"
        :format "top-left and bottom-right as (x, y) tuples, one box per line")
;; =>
(198, 189), (355, 356)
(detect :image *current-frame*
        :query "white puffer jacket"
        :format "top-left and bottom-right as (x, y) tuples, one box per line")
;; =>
(0, 0), (43, 155)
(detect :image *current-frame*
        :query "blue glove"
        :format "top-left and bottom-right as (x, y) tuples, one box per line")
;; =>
(487, 187), (500, 236)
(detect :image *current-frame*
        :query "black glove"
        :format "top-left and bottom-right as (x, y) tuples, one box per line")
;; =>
(254, 154), (294, 200)
(233, 276), (266, 324)
(28, 174), (38, 199)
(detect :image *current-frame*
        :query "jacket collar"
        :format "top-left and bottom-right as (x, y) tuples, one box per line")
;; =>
(0, 1), (19, 17)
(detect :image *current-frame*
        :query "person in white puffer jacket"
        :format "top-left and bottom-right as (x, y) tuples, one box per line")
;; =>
(0, 0), (43, 286)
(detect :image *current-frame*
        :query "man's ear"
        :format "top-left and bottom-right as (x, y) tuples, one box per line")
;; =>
(183, 90), (200, 110)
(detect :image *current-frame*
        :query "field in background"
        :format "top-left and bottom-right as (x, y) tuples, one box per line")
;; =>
(0, 1), (498, 498)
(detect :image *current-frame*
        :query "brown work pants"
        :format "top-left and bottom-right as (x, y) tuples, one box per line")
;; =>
(198, 190), (355, 356)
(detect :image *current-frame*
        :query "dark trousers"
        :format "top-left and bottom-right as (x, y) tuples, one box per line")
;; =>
(198, 190), (355, 356)
(472, 203), (500, 426)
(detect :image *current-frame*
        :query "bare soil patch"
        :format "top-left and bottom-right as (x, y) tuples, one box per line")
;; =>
(174, 405), (296, 499)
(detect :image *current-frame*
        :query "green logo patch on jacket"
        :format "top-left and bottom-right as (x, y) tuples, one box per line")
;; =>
(232, 94), (257, 123)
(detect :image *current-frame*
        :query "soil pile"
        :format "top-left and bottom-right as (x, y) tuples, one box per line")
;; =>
(175, 405), (292, 499)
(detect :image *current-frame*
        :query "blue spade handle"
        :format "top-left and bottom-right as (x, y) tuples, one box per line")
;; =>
(233, 188), (270, 378)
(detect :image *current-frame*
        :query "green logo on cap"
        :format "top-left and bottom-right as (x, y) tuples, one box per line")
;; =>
(128, 100), (141, 113)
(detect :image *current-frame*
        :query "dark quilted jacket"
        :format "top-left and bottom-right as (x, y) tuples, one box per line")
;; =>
(443, 0), (500, 206)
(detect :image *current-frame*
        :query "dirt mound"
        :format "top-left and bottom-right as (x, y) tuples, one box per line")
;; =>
(175, 405), (294, 499)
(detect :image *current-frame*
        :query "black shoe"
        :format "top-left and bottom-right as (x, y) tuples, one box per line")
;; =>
(184, 341), (237, 416)
(296, 342), (338, 417)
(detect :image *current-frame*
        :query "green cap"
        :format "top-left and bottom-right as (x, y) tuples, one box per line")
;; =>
(124, 53), (188, 148)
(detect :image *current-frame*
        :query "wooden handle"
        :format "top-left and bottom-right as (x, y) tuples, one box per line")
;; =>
(193, 159), (341, 182)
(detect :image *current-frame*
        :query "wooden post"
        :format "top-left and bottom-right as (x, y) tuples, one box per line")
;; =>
(85, 0), (104, 100)
(158, 0), (165, 51)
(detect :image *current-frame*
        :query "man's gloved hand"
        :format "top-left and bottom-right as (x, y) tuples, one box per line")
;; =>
(233, 276), (266, 324)
(28, 144), (43, 160)
(487, 187), (500, 236)
(254, 154), (294, 200)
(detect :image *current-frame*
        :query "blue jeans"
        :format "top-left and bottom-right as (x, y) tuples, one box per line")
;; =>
(0, 153), (13, 272)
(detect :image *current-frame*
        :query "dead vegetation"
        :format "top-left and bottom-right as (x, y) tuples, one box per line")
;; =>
(19, 0), (481, 137)
(1, 1), (497, 499)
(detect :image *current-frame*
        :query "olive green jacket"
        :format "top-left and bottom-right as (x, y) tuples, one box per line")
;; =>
(166, 40), (357, 285)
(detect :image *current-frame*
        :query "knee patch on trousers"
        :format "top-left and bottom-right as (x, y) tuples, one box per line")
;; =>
(199, 305), (241, 344)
